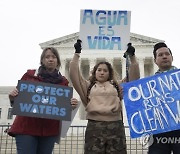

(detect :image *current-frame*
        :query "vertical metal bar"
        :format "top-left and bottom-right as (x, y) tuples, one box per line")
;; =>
(126, 54), (130, 82)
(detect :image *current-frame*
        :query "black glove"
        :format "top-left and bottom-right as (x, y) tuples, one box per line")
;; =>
(123, 43), (135, 58)
(74, 39), (82, 53)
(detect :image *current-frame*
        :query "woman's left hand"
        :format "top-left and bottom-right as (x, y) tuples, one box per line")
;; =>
(71, 98), (78, 110)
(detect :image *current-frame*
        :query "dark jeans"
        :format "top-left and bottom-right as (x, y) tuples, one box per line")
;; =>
(15, 135), (57, 154)
(148, 130), (180, 154)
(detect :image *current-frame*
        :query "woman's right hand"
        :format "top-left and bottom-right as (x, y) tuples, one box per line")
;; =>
(9, 88), (19, 101)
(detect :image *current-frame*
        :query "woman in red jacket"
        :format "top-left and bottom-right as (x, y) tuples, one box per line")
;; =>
(8, 47), (78, 154)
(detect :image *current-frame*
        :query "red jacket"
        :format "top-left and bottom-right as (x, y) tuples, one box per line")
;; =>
(8, 69), (69, 137)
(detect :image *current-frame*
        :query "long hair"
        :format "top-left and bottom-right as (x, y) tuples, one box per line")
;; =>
(87, 61), (120, 101)
(40, 47), (61, 69)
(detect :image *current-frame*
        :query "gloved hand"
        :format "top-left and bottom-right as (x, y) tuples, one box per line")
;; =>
(74, 39), (82, 53)
(123, 43), (135, 58)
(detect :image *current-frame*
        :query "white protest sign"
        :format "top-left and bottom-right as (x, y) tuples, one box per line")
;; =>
(80, 9), (131, 50)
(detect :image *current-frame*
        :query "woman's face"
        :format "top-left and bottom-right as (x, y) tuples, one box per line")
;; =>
(95, 64), (109, 83)
(42, 49), (58, 72)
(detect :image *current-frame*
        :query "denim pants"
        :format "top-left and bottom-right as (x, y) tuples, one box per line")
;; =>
(15, 135), (57, 154)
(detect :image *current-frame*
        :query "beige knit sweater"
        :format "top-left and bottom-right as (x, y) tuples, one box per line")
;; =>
(69, 53), (140, 121)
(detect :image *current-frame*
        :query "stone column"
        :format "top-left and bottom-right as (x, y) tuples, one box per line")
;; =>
(139, 58), (145, 78)
(121, 58), (126, 79)
(60, 59), (66, 76)
(153, 62), (158, 74)
(89, 59), (96, 75)
(106, 58), (114, 65)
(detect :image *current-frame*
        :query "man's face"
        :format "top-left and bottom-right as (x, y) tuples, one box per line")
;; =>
(154, 47), (173, 71)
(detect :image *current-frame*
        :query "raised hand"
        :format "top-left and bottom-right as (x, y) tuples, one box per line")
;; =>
(123, 43), (135, 58)
(74, 39), (82, 53)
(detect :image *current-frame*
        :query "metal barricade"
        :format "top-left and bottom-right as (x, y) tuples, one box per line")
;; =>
(0, 124), (147, 154)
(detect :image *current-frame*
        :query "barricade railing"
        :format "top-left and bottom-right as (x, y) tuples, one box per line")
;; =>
(0, 124), (147, 154)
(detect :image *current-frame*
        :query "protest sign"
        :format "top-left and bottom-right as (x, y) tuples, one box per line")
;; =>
(80, 9), (131, 50)
(122, 69), (180, 138)
(12, 80), (73, 121)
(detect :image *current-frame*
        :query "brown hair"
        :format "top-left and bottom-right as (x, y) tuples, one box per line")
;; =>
(40, 47), (61, 69)
(87, 61), (121, 101)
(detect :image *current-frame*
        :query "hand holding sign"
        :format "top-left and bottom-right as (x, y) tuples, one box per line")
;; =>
(9, 88), (19, 106)
(74, 39), (82, 53)
(123, 43), (135, 58)
(70, 98), (78, 109)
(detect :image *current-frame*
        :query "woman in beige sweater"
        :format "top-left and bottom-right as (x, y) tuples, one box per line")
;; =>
(69, 40), (140, 154)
